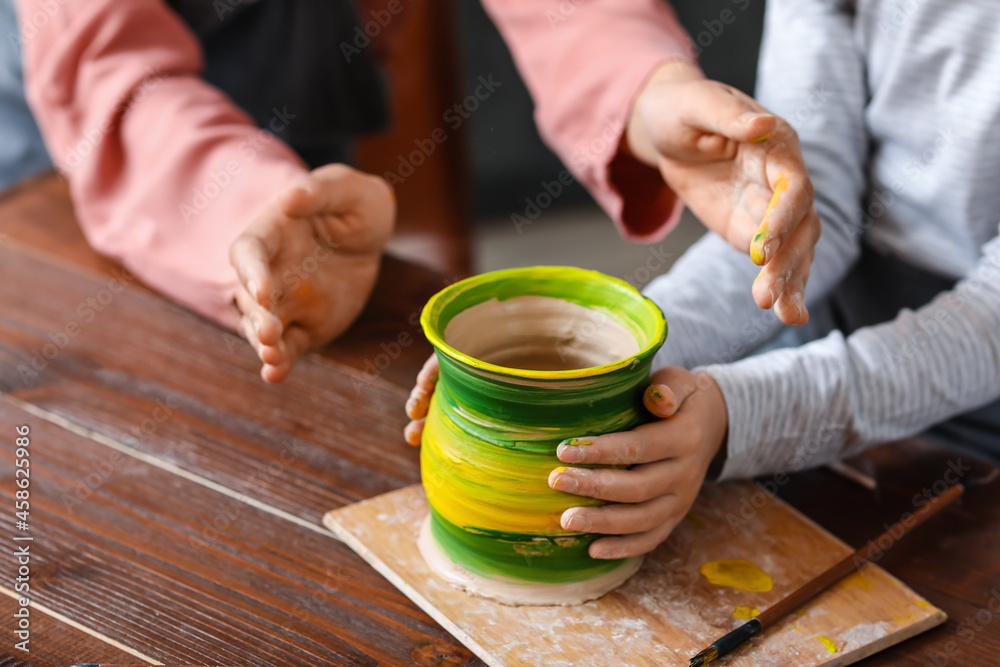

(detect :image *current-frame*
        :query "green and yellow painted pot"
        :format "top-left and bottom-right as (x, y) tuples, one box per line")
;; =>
(417, 266), (667, 605)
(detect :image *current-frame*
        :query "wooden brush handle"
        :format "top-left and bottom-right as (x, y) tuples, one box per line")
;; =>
(756, 483), (964, 629)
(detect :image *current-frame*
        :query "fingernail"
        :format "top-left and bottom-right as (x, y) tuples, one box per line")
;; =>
(557, 445), (584, 463)
(565, 512), (591, 532)
(762, 238), (778, 263)
(649, 387), (665, 401)
(739, 111), (770, 124)
(751, 131), (772, 144)
(552, 467), (578, 492)
(559, 438), (592, 447)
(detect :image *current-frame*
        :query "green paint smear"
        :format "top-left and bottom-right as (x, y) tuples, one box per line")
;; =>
(430, 507), (627, 583)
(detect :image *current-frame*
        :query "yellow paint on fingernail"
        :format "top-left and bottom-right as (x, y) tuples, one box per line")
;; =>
(752, 132), (772, 143)
(564, 438), (592, 446)
(732, 606), (761, 620)
(814, 636), (838, 654)
(554, 466), (568, 473)
(649, 387), (665, 401)
(751, 171), (791, 265)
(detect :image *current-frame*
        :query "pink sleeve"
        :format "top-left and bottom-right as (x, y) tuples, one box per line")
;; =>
(481, 0), (697, 242)
(17, 0), (307, 329)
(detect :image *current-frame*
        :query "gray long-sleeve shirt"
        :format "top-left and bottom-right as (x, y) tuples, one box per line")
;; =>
(645, 0), (1000, 479)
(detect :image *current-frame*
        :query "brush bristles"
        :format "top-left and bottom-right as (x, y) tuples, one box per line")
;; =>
(689, 646), (719, 666)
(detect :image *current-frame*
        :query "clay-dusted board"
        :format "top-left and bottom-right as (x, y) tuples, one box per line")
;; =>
(323, 482), (945, 667)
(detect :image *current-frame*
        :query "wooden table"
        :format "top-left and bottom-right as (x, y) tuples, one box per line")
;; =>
(1, 174), (998, 666)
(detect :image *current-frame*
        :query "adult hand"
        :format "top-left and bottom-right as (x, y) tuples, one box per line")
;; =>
(627, 61), (819, 325)
(230, 164), (395, 382)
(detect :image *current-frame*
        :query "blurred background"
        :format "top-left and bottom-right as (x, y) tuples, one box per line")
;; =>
(373, 0), (766, 286)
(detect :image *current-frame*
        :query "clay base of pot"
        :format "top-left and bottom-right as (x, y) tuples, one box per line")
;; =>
(417, 515), (643, 607)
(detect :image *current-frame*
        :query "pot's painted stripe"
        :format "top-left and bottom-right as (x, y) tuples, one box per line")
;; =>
(427, 506), (628, 584)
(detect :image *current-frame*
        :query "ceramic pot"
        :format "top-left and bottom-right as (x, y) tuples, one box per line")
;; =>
(418, 266), (667, 605)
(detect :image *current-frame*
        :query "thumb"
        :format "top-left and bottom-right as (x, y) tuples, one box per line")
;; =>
(279, 164), (394, 220)
(676, 83), (778, 145)
(278, 163), (395, 252)
(642, 367), (703, 419)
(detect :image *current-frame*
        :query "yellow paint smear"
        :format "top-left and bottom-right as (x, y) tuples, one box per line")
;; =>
(814, 635), (838, 653)
(732, 606), (761, 620)
(894, 612), (915, 624)
(750, 171), (791, 265)
(839, 570), (873, 590)
(699, 559), (773, 592)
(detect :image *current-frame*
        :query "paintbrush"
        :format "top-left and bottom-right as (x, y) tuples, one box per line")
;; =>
(689, 472), (991, 666)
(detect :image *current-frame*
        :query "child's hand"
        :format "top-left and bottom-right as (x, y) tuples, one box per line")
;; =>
(230, 164), (395, 382)
(404, 355), (439, 445)
(404, 360), (728, 560)
(627, 61), (819, 326)
(550, 367), (728, 559)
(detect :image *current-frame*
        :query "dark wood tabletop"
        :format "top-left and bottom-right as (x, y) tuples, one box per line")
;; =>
(1, 174), (998, 667)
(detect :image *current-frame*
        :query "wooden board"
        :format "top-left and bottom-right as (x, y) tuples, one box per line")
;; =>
(325, 483), (946, 667)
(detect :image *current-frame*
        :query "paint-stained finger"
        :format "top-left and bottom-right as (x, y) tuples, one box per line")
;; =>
(643, 384), (678, 419)
(752, 207), (819, 320)
(557, 421), (672, 467)
(404, 418), (425, 447)
(560, 493), (680, 535)
(589, 512), (685, 559)
(548, 459), (679, 503)
(406, 386), (433, 420)
(749, 166), (813, 266)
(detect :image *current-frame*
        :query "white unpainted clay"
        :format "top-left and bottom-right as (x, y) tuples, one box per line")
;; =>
(443, 296), (640, 371)
(418, 515), (643, 606)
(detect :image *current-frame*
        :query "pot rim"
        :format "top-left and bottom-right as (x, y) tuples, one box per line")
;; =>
(420, 266), (667, 380)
